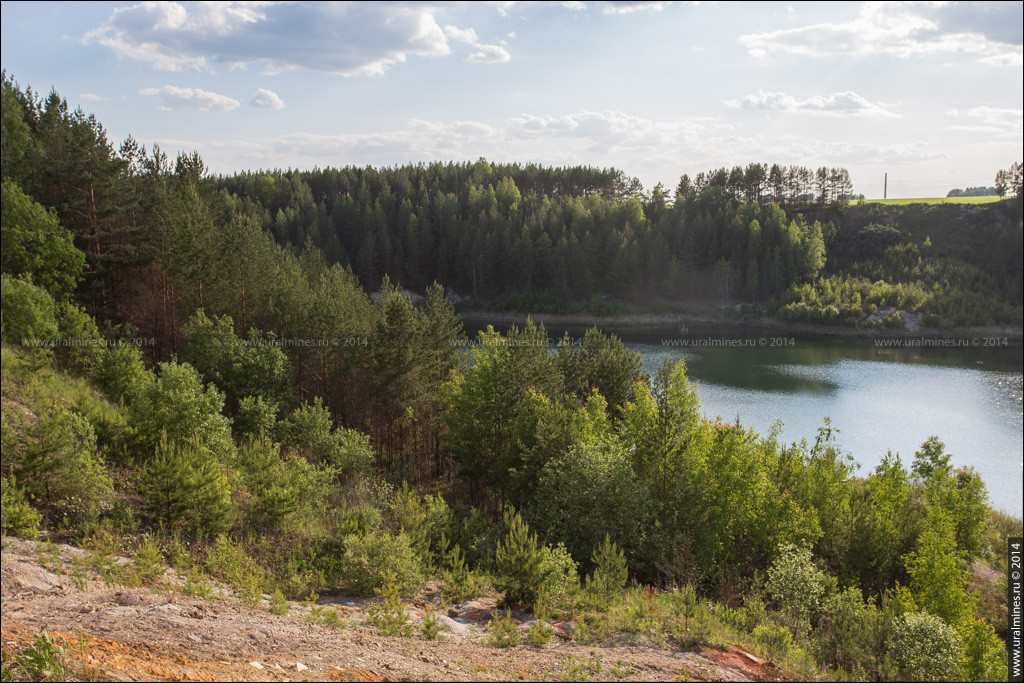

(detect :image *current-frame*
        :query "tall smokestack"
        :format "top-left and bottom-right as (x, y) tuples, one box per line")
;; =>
(884, 173), (887, 200)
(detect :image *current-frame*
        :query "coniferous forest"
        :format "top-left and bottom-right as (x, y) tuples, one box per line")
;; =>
(2, 74), (1022, 682)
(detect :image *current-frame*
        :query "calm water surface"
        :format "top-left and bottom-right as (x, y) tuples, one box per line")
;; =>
(468, 322), (1023, 515)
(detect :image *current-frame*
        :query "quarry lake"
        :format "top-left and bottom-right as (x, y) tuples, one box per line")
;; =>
(469, 322), (1024, 516)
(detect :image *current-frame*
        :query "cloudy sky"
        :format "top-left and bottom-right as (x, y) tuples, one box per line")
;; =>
(2, 1), (1021, 198)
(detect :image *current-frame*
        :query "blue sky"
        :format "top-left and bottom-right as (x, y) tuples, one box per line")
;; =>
(2, 1), (1021, 198)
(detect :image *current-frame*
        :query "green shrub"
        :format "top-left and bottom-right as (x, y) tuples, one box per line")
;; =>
(495, 508), (547, 609)
(335, 501), (382, 537)
(91, 342), (151, 406)
(904, 509), (972, 626)
(814, 586), (871, 674)
(890, 612), (963, 682)
(530, 438), (653, 578)
(141, 437), (233, 538)
(53, 302), (102, 372)
(234, 395), (278, 440)
(1, 475), (41, 539)
(20, 407), (114, 522)
(484, 610), (521, 648)
(338, 531), (424, 598)
(269, 588), (289, 615)
(440, 544), (483, 604)
(13, 632), (70, 682)
(753, 622), (793, 658)
(527, 598), (555, 647)
(420, 606), (443, 640)
(586, 535), (628, 605)
(131, 536), (165, 586)
(540, 541), (579, 600)
(367, 572), (413, 637)
(767, 543), (835, 633)
(0, 273), (58, 357)
(235, 437), (334, 532)
(131, 361), (234, 459)
(958, 617), (1007, 682)
(278, 398), (374, 476)
(1, 178), (84, 299)
(205, 535), (266, 606)
(181, 310), (291, 413)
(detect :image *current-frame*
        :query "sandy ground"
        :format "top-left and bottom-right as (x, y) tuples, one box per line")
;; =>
(1, 538), (784, 682)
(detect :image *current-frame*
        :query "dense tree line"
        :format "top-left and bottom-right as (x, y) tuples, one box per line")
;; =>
(947, 186), (997, 197)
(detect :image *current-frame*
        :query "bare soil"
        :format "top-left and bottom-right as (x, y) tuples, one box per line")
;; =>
(1, 539), (784, 682)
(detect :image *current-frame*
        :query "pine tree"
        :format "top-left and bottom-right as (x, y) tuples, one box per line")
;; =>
(495, 507), (546, 609)
(141, 436), (233, 537)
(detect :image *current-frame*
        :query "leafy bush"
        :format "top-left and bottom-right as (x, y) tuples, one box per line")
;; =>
(904, 509), (972, 626)
(0, 273), (58, 355)
(91, 342), (151, 406)
(205, 535), (266, 606)
(540, 541), (579, 600)
(814, 586), (871, 674)
(278, 398), (374, 476)
(338, 531), (425, 598)
(50, 302), (103, 373)
(890, 612), (963, 682)
(269, 588), (289, 616)
(767, 543), (835, 633)
(181, 310), (292, 413)
(1, 178), (84, 298)
(131, 361), (234, 459)
(958, 616), (1007, 682)
(1, 475), (41, 539)
(234, 395), (278, 440)
(530, 437), (653, 573)
(753, 622), (793, 659)
(20, 407), (113, 522)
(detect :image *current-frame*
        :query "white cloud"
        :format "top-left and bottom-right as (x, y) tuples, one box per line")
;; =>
(444, 24), (511, 64)
(87, 2), (463, 76)
(444, 25), (479, 44)
(467, 45), (512, 63)
(138, 85), (240, 112)
(490, 1), (520, 17)
(80, 92), (107, 102)
(145, 109), (947, 196)
(739, 2), (1024, 65)
(601, 2), (669, 15)
(250, 88), (285, 109)
(725, 90), (900, 119)
(947, 106), (1024, 134)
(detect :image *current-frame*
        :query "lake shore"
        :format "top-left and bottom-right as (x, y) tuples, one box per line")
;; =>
(456, 308), (1024, 342)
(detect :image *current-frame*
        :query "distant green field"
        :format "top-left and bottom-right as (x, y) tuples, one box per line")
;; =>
(859, 196), (1005, 206)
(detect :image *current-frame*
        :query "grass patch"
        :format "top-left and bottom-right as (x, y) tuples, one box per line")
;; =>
(859, 196), (1005, 206)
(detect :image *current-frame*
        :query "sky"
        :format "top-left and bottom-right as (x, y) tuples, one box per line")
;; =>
(1, 1), (1022, 199)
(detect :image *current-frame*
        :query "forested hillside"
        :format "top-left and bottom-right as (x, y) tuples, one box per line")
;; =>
(1, 73), (1020, 682)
